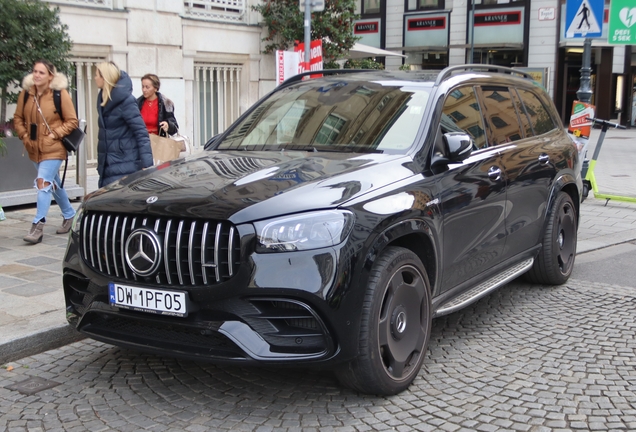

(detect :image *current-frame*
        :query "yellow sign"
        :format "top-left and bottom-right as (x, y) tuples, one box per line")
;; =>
(514, 67), (549, 90)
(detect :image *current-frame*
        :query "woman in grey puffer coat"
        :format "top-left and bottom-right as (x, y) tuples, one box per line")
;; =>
(95, 62), (153, 188)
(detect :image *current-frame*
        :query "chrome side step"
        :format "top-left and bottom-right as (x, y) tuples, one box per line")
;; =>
(435, 258), (534, 317)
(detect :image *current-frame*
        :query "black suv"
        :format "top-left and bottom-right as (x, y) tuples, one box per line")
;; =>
(63, 66), (581, 395)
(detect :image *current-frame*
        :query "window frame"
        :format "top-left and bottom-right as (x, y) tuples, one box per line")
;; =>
(404, 0), (445, 13)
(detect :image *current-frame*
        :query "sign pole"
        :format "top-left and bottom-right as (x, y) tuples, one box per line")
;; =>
(304, 0), (311, 70)
(577, 38), (593, 103)
(470, 0), (475, 63)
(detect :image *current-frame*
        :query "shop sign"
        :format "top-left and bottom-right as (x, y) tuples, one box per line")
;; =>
(354, 19), (382, 48)
(407, 17), (445, 31)
(474, 12), (521, 26)
(404, 12), (449, 48)
(539, 7), (555, 21)
(608, 0), (636, 45)
(355, 21), (379, 34)
(469, 7), (524, 45)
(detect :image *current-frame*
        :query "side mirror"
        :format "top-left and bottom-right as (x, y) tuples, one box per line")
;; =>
(443, 132), (473, 162)
(430, 132), (473, 172)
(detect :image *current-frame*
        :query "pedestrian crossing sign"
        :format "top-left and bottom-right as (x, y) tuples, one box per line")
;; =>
(565, 0), (604, 38)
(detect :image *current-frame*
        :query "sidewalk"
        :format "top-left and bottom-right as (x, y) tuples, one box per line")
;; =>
(1, 128), (636, 365)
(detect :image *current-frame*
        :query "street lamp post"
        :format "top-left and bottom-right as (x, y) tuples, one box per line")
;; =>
(577, 38), (593, 103)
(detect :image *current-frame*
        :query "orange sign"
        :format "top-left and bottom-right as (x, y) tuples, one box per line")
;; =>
(568, 100), (595, 139)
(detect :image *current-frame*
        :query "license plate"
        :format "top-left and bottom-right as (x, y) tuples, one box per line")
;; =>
(109, 283), (188, 317)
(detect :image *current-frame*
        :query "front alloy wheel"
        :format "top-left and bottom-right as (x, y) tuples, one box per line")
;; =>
(336, 246), (432, 395)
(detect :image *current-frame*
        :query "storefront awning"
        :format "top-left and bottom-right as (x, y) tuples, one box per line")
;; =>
(348, 43), (406, 59)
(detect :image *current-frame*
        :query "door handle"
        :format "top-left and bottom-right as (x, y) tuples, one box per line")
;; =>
(488, 166), (502, 181)
(538, 154), (550, 165)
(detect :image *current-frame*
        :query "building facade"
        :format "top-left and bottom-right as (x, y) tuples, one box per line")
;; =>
(354, 0), (635, 126)
(10, 0), (635, 164)
(15, 0), (279, 161)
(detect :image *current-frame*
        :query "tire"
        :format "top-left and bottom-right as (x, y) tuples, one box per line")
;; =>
(336, 246), (432, 395)
(525, 191), (577, 285)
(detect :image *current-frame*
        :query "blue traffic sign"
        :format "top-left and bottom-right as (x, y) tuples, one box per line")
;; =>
(565, 0), (604, 39)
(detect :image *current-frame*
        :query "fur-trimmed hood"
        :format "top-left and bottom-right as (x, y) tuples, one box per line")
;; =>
(21, 72), (69, 92)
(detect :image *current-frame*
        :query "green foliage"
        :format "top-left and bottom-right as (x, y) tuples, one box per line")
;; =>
(252, 0), (360, 63)
(0, 0), (73, 122)
(343, 58), (384, 70)
(399, 63), (411, 71)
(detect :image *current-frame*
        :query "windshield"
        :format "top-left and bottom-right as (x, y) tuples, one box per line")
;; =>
(214, 78), (432, 154)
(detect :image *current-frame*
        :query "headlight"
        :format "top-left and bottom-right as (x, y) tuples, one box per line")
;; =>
(254, 210), (354, 252)
(71, 205), (84, 234)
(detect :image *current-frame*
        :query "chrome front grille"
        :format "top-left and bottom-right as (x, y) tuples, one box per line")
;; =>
(81, 211), (240, 286)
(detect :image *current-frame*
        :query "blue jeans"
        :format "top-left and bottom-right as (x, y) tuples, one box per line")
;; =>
(32, 160), (76, 224)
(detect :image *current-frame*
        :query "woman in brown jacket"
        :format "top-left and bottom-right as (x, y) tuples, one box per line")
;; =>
(13, 59), (78, 244)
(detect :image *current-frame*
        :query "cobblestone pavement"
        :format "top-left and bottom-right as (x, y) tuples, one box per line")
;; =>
(1, 278), (635, 431)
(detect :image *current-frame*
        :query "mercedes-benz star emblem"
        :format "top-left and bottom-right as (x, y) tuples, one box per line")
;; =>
(125, 228), (162, 276)
(146, 196), (158, 204)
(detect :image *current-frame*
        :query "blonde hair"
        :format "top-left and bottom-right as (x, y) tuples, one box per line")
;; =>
(96, 62), (120, 106)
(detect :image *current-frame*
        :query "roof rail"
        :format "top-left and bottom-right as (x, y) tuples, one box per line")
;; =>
(434, 64), (534, 86)
(279, 69), (377, 88)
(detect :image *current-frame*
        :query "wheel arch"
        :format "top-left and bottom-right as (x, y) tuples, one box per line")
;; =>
(551, 173), (581, 226)
(364, 219), (438, 294)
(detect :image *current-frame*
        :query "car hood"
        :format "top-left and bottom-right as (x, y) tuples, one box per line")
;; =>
(83, 150), (416, 223)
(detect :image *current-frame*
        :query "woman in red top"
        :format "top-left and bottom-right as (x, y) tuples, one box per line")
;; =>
(136, 74), (178, 136)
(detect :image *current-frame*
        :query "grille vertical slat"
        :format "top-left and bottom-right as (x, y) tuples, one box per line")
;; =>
(112, 216), (120, 277)
(130, 218), (138, 282)
(176, 220), (184, 285)
(188, 221), (196, 286)
(89, 215), (96, 268)
(104, 215), (111, 275)
(228, 226), (235, 277)
(201, 222), (210, 284)
(96, 214), (104, 272)
(154, 219), (162, 284)
(80, 211), (240, 287)
(82, 214), (89, 262)
(214, 223), (221, 282)
(120, 217), (129, 280)
(164, 219), (173, 285)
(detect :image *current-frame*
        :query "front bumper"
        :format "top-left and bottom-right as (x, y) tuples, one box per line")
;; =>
(63, 229), (352, 365)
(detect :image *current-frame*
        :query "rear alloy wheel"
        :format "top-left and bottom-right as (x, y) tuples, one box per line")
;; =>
(525, 191), (577, 285)
(336, 246), (432, 395)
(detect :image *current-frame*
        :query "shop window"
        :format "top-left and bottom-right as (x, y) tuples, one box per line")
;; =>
(194, 64), (242, 147)
(406, 0), (444, 12)
(361, 0), (381, 14)
(475, 0), (524, 3)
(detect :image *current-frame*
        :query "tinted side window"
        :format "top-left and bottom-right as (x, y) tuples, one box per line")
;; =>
(511, 88), (534, 138)
(479, 86), (523, 146)
(441, 86), (487, 149)
(517, 89), (557, 135)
